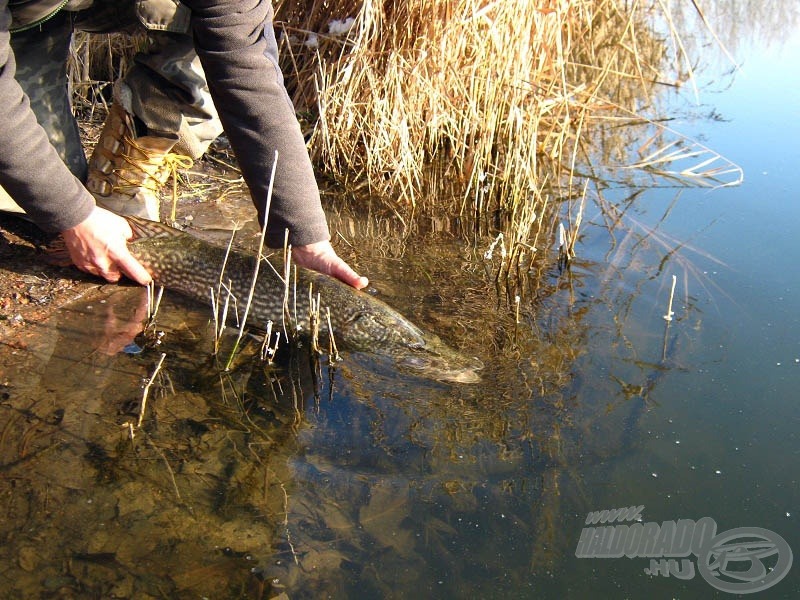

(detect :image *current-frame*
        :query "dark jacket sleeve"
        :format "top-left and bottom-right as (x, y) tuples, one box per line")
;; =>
(0, 1), (95, 232)
(182, 0), (331, 247)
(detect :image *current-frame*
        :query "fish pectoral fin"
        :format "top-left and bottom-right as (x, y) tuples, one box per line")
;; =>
(342, 311), (374, 328)
(126, 215), (182, 241)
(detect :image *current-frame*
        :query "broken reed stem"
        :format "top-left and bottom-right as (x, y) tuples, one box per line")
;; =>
(143, 283), (165, 345)
(259, 320), (274, 360)
(566, 184), (587, 260)
(210, 280), (235, 356)
(268, 331), (281, 363)
(217, 283), (229, 337)
(557, 222), (567, 264)
(663, 274), (677, 321)
(326, 307), (339, 361)
(258, 321), (282, 364)
(211, 228), (237, 355)
(225, 151), (279, 371)
(146, 282), (153, 320)
(221, 282), (235, 335)
(137, 352), (167, 429)
(281, 229), (293, 340)
(308, 285), (321, 354)
(146, 282), (164, 322)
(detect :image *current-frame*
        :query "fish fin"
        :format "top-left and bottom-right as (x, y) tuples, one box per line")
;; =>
(126, 215), (181, 241)
(43, 236), (74, 267)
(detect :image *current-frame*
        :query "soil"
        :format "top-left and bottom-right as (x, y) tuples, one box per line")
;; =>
(0, 134), (250, 362)
(0, 213), (115, 355)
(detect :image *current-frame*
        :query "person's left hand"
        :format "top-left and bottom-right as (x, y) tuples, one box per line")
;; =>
(292, 240), (369, 290)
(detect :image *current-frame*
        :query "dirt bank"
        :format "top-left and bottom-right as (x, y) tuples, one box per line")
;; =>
(0, 214), (120, 355)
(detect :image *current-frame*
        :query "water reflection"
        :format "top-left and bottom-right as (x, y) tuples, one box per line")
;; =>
(0, 217), (672, 598)
(664, 0), (800, 57)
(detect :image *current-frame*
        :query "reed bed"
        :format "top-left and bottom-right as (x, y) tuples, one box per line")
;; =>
(272, 0), (740, 266)
(68, 0), (740, 271)
(279, 0), (590, 219)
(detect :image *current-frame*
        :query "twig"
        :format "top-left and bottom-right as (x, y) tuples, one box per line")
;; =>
(225, 151), (279, 370)
(663, 274), (677, 321)
(280, 483), (299, 565)
(137, 352), (166, 429)
(146, 436), (182, 502)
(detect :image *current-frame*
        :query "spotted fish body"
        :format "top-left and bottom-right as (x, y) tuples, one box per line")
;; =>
(126, 217), (482, 383)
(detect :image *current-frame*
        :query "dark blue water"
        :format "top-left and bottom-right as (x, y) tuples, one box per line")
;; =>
(543, 19), (800, 599)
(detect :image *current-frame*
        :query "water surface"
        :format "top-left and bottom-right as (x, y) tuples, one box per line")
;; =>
(1, 8), (799, 600)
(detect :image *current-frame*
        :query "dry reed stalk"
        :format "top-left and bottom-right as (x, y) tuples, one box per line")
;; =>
(663, 273), (677, 321)
(69, 0), (740, 280)
(145, 282), (164, 323)
(259, 320), (280, 363)
(325, 307), (340, 361)
(210, 225), (237, 355)
(224, 152), (279, 370)
(277, 0), (684, 267)
(137, 352), (167, 430)
(308, 286), (321, 354)
(68, 32), (144, 114)
(281, 230), (294, 341)
(282, 0), (740, 266)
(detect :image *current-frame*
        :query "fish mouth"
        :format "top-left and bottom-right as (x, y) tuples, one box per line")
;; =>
(399, 354), (483, 384)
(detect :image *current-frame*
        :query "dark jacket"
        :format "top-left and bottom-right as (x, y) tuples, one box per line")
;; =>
(0, 0), (329, 247)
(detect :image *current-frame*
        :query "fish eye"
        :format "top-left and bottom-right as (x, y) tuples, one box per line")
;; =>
(345, 312), (370, 325)
(402, 355), (428, 368)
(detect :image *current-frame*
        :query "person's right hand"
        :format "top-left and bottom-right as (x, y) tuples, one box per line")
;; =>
(293, 239), (369, 290)
(61, 205), (152, 285)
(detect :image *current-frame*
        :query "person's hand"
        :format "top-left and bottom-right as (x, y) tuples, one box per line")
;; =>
(61, 206), (152, 285)
(292, 240), (369, 290)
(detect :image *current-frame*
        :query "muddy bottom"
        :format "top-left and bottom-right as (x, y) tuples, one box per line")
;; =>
(0, 198), (576, 599)
(0, 284), (301, 598)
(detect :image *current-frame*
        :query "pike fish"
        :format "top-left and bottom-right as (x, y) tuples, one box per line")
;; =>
(126, 217), (483, 384)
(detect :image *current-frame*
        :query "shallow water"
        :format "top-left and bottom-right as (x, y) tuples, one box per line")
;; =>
(2, 9), (800, 600)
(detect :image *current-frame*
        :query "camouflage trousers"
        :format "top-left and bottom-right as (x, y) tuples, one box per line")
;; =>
(9, 0), (223, 185)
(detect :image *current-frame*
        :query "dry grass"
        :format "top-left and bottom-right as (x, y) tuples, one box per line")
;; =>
(271, 0), (741, 267)
(68, 0), (742, 273)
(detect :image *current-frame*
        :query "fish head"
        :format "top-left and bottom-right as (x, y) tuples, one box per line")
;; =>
(337, 309), (483, 384)
(396, 332), (484, 384)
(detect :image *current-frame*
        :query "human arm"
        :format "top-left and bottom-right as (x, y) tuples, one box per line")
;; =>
(183, 0), (367, 289)
(0, 2), (93, 232)
(0, 2), (150, 285)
